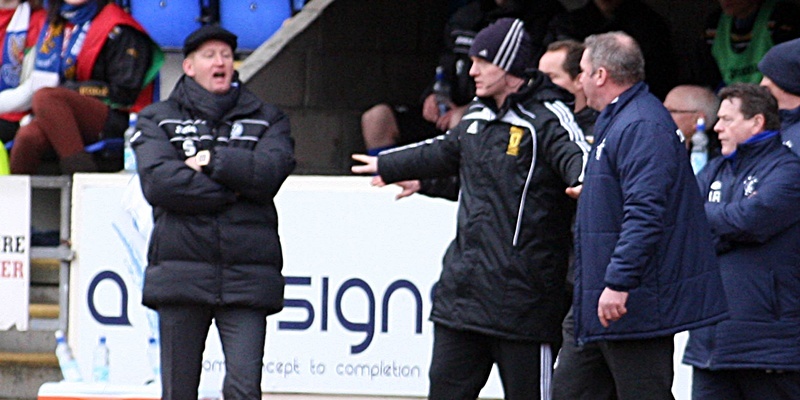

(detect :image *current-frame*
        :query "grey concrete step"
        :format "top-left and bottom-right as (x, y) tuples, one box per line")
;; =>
(0, 330), (55, 354)
(29, 285), (59, 305)
(30, 258), (60, 286)
(0, 256), (64, 399)
(0, 358), (61, 400)
(0, 330), (61, 399)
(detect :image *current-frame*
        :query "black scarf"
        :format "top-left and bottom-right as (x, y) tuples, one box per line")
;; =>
(178, 73), (241, 123)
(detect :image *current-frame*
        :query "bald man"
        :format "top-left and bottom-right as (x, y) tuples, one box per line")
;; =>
(663, 85), (720, 156)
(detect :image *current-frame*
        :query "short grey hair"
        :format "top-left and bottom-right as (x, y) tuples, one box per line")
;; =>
(691, 86), (721, 128)
(584, 32), (645, 86)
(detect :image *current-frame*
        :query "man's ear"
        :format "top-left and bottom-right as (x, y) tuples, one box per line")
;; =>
(595, 67), (608, 86)
(182, 57), (195, 77)
(752, 113), (766, 133)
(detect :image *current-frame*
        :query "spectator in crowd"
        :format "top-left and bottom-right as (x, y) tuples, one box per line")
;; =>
(360, 0), (564, 156)
(702, 0), (800, 86)
(353, 18), (588, 399)
(9, 0), (163, 174)
(133, 26), (295, 400)
(552, 32), (727, 400)
(663, 84), (721, 156)
(758, 37), (800, 155)
(0, 0), (45, 144)
(683, 83), (800, 400)
(538, 39), (598, 142)
(545, 0), (677, 100)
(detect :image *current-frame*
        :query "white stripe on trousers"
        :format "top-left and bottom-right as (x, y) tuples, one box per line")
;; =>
(541, 343), (553, 400)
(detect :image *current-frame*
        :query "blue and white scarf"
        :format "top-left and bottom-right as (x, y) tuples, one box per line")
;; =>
(31, 0), (98, 90)
(0, 3), (32, 91)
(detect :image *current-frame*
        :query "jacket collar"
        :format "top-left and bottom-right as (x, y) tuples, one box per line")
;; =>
(592, 81), (649, 140)
(170, 72), (261, 122)
(780, 105), (800, 129)
(723, 130), (782, 170)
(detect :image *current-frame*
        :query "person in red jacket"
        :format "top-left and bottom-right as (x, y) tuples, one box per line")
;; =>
(0, 0), (45, 144)
(9, 0), (162, 174)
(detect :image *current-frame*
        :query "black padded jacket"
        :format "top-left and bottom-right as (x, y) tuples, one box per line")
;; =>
(378, 72), (589, 342)
(134, 75), (295, 314)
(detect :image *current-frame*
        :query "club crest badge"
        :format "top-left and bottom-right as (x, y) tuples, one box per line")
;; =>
(743, 175), (758, 197)
(506, 126), (523, 156)
(595, 138), (606, 161)
(231, 122), (244, 138)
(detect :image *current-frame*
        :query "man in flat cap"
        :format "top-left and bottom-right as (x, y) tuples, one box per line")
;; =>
(133, 25), (296, 400)
(353, 18), (589, 399)
(759, 37), (800, 156)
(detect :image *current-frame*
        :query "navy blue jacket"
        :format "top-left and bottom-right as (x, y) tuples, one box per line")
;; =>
(574, 82), (727, 344)
(780, 105), (800, 156)
(683, 132), (800, 371)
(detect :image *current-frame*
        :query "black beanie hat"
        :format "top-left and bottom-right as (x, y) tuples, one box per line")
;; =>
(758, 38), (800, 96)
(183, 25), (238, 57)
(468, 18), (535, 78)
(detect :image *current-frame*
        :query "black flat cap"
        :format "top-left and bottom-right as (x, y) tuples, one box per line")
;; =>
(183, 25), (238, 57)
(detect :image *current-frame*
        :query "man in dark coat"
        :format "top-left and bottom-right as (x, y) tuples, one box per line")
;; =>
(133, 25), (295, 400)
(683, 83), (800, 400)
(353, 18), (589, 400)
(552, 32), (727, 400)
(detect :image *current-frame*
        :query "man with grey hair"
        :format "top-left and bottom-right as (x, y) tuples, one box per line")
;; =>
(663, 85), (721, 154)
(552, 32), (727, 400)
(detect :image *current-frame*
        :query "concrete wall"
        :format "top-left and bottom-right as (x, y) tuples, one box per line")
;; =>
(239, 0), (448, 175)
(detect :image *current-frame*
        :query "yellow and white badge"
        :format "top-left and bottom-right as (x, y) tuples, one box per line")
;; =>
(506, 126), (524, 156)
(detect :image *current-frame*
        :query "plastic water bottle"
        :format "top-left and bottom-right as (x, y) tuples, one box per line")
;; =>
(54, 330), (82, 382)
(147, 336), (161, 384)
(690, 117), (708, 175)
(433, 65), (451, 116)
(92, 335), (110, 382)
(123, 113), (138, 172)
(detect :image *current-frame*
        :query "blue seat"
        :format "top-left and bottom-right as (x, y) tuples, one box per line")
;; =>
(4, 138), (123, 154)
(291, 0), (306, 14)
(130, 0), (203, 50)
(220, 0), (291, 51)
(84, 138), (124, 154)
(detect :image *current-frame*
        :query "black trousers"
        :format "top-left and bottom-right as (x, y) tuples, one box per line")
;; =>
(693, 367), (800, 400)
(158, 304), (268, 400)
(552, 308), (675, 400)
(428, 323), (555, 400)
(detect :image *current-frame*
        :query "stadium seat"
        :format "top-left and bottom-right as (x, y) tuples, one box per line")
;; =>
(220, 0), (291, 51)
(130, 0), (203, 50)
(291, 0), (306, 14)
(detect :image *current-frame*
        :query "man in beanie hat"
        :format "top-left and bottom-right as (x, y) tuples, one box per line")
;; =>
(552, 32), (727, 400)
(353, 18), (589, 399)
(759, 37), (800, 156)
(360, 0), (563, 161)
(133, 25), (295, 399)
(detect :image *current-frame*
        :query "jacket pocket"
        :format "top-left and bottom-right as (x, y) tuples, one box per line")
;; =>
(721, 267), (779, 322)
